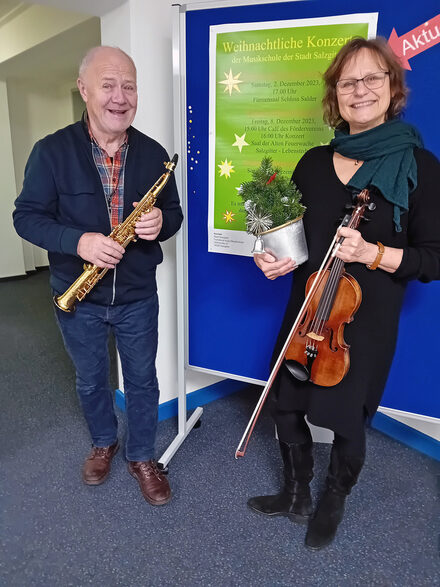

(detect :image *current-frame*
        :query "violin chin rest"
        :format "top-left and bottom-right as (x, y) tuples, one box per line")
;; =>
(284, 360), (310, 382)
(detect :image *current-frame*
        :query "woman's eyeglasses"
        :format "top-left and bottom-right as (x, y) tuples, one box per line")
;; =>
(336, 72), (389, 95)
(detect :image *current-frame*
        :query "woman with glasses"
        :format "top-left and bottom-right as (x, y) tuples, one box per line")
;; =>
(250, 37), (440, 550)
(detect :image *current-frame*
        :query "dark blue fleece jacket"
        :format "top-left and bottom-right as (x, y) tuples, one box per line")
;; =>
(13, 121), (183, 305)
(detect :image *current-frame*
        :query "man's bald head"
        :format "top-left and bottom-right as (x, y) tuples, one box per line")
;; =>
(77, 46), (138, 146)
(79, 46), (136, 79)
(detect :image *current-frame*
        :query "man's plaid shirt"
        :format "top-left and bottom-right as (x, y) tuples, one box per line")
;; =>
(89, 125), (128, 228)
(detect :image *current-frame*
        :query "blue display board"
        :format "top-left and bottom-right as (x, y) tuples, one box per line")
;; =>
(183, 0), (440, 418)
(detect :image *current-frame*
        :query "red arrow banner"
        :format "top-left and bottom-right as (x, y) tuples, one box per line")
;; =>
(388, 15), (440, 70)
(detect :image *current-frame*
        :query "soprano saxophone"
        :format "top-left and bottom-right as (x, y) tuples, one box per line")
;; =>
(54, 153), (178, 312)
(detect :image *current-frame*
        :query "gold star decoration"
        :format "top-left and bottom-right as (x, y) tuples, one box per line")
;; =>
(232, 133), (249, 153)
(223, 210), (236, 223)
(219, 69), (243, 96)
(218, 159), (234, 179)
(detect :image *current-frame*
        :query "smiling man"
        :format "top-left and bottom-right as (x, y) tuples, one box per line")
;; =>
(13, 47), (183, 506)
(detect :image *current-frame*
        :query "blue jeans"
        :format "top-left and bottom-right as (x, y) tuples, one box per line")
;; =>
(55, 294), (159, 461)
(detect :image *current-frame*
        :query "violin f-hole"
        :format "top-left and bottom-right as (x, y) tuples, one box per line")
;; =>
(328, 327), (338, 352)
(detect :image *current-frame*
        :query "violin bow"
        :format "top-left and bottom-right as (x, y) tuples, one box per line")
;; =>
(235, 230), (339, 459)
(235, 189), (370, 459)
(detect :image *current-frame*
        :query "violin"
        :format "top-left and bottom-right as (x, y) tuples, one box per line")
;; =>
(284, 191), (373, 386)
(235, 189), (374, 458)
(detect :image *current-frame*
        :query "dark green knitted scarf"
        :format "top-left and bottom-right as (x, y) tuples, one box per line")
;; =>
(330, 119), (423, 231)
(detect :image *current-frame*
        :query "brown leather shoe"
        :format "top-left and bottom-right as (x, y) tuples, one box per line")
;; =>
(82, 441), (119, 485)
(128, 460), (171, 505)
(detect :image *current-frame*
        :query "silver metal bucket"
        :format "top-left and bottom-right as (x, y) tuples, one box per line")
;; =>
(252, 216), (308, 266)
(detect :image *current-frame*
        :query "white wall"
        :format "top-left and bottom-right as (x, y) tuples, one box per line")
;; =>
(0, 4), (88, 64)
(8, 79), (79, 269)
(0, 4), (100, 277)
(103, 0), (223, 403)
(100, 2), (131, 55)
(0, 80), (26, 278)
(9, 79), (76, 198)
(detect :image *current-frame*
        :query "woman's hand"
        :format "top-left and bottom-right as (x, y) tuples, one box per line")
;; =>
(254, 252), (296, 280)
(335, 227), (377, 265)
(335, 227), (403, 272)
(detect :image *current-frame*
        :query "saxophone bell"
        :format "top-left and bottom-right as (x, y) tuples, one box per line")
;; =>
(53, 264), (104, 313)
(53, 292), (76, 313)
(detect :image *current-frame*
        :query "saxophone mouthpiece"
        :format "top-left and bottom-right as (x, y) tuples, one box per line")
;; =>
(165, 153), (179, 172)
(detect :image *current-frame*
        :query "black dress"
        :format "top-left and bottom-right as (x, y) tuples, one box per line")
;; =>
(271, 146), (440, 439)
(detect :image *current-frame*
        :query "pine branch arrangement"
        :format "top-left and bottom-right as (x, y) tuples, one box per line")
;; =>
(240, 157), (306, 236)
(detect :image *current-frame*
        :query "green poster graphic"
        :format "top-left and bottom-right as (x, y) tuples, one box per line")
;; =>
(208, 15), (376, 255)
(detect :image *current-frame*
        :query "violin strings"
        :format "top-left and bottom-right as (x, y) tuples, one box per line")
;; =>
(313, 259), (343, 339)
(319, 258), (344, 328)
(309, 259), (340, 338)
(308, 206), (362, 344)
(313, 257), (343, 329)
(304, 198), (366, 359)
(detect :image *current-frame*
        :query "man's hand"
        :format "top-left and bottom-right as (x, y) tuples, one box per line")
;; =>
(134, 204), (163, 241)
(254, 252), (296, 280)
(77, 233), (125, 269)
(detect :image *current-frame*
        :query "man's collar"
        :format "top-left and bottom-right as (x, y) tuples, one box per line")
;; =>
(81, 110), (130, 149)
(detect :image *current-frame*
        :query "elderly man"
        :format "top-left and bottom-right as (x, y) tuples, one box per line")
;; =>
(13, 46), (182, 505)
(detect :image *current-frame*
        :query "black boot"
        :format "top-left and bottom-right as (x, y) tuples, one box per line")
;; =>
(305, 446), (364, 550)
(247, 440), (314, 524)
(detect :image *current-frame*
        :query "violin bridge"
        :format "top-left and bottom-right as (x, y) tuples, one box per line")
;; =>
(307, 332), (324, 342)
